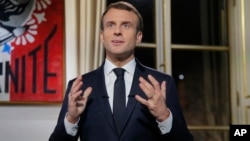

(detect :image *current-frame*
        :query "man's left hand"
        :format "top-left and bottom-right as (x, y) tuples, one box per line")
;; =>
(135, 75), (170, 122)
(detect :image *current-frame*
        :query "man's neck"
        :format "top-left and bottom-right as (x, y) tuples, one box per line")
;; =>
(106, 55), (135, 67)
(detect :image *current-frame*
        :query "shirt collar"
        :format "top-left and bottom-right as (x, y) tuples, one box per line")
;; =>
(104, 58), (136, 75)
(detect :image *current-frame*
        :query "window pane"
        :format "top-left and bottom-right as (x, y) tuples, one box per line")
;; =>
(135, 47), (156, 68)
(172, 50), (230, 126)
(171, 0), (228, 46)
(107, 0), (155, 43)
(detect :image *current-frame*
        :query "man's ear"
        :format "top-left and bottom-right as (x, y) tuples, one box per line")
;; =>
(136, 31), (143, 44)
(100, 31), (104, 43)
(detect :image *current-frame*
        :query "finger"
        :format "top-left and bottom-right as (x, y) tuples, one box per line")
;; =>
(69, 77), (83, 100)
(148, 75), (161, 92)
(139, 82), (151, 96)
(69, 90), (83, 102)
(75, 87), (92, 104)
(70, 76), (83, 100)
(82, 87), (92, 99)
(161, 81), (167, 99)
(76, 99), (85, 107)
(72, 76), (82, 89)
(139, 77), (154, 98)
(76, 87), (92, 107)
(135, 95), (149, 106)
(139, 76), (154, 90)
(71, 77), (83, 94)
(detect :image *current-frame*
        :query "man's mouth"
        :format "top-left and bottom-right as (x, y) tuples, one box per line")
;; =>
(112, 40), (124, 45)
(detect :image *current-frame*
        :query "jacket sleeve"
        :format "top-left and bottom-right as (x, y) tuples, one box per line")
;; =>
(160, 76), (193, 141)
(49, 79), (79, 141)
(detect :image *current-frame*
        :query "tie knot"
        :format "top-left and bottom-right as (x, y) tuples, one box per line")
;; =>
(113, 68), (125, 77)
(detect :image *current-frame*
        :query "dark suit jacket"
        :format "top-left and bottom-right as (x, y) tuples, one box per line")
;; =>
(49, 60), (193, 141)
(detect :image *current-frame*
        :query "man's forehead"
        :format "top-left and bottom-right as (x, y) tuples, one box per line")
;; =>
(104, 8), (136, 18)
(103, 8), (138, 22)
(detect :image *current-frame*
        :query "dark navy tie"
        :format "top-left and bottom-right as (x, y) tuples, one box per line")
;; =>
(113, 68), (126, 135)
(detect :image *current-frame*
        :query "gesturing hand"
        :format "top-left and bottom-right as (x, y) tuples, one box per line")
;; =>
(135, 75), (170, 122)
(67, 76), (92, 123)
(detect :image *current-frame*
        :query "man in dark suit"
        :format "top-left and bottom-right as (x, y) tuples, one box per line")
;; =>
(49, 1), (193, 141)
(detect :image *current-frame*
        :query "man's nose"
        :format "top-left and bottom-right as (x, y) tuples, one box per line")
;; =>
(114, 27), (122, 36)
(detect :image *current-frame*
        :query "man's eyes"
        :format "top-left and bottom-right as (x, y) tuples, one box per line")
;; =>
(105, 23), (132, 29)
(123, 23), (131, 29)
(106, 23), (114, 28)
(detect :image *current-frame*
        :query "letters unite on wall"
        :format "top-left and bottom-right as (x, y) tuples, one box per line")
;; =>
(0, 0), (64, 103)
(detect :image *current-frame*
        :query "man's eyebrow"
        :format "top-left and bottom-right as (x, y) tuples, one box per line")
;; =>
(105, 21), (115, 24)
(121, 21), (133, 24)
(105, 20), (133, 24)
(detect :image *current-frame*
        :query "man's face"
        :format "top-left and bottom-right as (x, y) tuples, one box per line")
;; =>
(100, 8), (142, 60)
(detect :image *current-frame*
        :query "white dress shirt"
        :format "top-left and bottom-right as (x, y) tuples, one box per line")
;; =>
(64, 58), (173, 136)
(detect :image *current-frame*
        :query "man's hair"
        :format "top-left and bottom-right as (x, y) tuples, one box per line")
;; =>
(100, 1), (143, 33)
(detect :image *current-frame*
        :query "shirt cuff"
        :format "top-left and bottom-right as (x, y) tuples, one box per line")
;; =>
(157, 110), (173, 134)
(64, 114), (79, 136)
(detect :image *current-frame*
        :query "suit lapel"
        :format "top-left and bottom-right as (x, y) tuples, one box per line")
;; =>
(120, 61), (147, 134)
(95, 65), (117, 132)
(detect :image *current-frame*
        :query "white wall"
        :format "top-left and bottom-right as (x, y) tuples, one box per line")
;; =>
(0, 105), (60, 141)
(0, 1), (78, 141)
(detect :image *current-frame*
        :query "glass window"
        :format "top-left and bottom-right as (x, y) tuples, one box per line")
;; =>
(171, 0), (228, 46)
(172, 50), (230, 140)
(135, 47), (156, 68)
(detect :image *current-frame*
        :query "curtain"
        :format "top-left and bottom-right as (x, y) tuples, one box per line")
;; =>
(79, 0), (106, 74)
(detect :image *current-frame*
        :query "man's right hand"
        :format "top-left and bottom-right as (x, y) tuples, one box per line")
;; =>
(67, 76), (92, 124)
